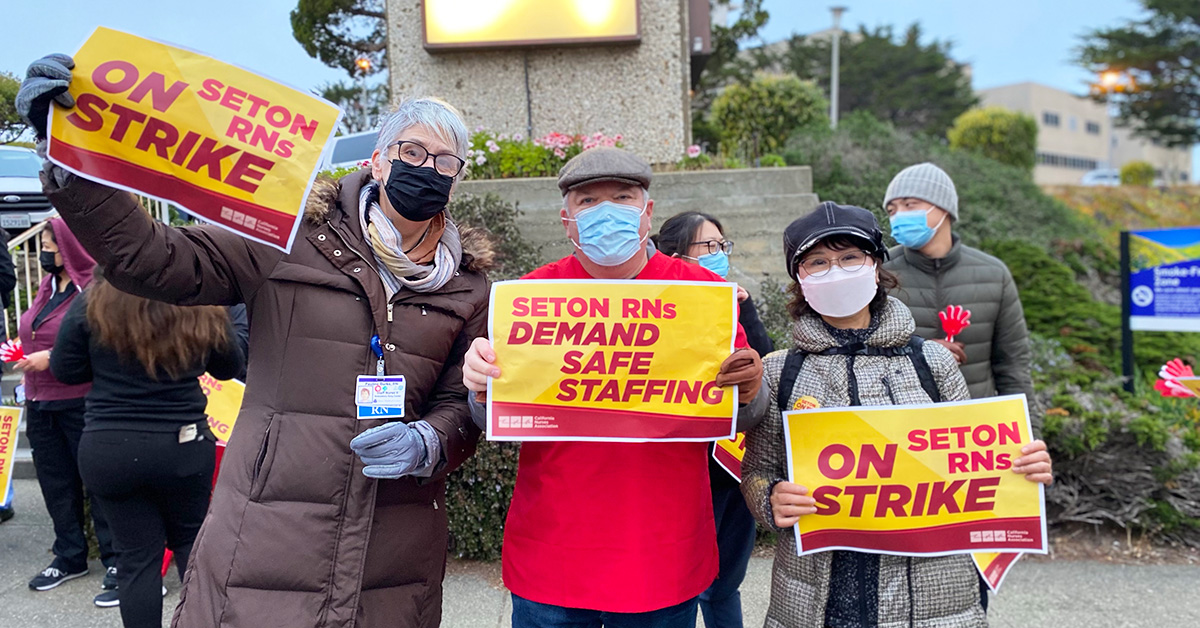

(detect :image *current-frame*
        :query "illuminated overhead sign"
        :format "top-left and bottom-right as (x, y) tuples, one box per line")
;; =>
(422, 0), (640, 50)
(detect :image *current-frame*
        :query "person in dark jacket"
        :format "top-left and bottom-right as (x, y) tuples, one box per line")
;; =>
(226, 303), (249, 381)
(653, 210), (773, 628)
(0, 226), (17, 523)
(51, 268), (243, 628)
(20, 56), (491, 628)
(16, 218), (116, 597)
(880, 164), (1037, 421)
(0, 226), (16, 310)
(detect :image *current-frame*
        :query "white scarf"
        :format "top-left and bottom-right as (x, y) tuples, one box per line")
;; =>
(357, 181), (462, 296)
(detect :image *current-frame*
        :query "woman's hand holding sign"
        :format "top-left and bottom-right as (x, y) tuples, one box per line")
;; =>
(770, 481), (818, 528)
(16, 54), (75, 139)
(1012, 439), (1053, 485)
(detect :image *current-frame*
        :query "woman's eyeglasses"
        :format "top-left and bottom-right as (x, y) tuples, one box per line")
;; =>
(388, 140), (466, 177)
(797, 250), (871, 277)
(690, 240), (734, 256)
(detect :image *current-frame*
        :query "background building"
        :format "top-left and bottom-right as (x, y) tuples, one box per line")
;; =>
(385, 0), (708, 165)
(978, 82), (1192, 185)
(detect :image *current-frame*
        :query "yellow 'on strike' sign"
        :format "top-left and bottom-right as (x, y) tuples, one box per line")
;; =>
(48, 27), (341, 252)
(784, 395), (1046, 557)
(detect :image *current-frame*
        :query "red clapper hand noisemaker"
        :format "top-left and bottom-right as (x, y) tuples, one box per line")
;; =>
(1154, 358), (1196, 398)
(938, 305), (972, 342)
(0, 338), (24, 362)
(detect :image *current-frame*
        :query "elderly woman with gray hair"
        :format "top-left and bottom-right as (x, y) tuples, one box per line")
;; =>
(18, 54), (493, 628)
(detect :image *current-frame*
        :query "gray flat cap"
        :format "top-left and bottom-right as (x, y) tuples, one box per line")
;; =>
(557, 146), (653, 196)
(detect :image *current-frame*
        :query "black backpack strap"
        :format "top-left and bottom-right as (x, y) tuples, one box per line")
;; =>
(776, 349), (808, 412)
(907, 336), (942, 403)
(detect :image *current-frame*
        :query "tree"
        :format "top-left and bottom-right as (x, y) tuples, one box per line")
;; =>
(691, 0), (770, 147)
(948, 107), (1038, 171)
(0, 71), (29, 144)
(318, 80), (390, 134)
(291, 0), (388, 77)
(777, 23), (977, 137)
(1076, 0), (1200, 148)
(1120, 160), (1156, 185)
(711, 73), (827, 161)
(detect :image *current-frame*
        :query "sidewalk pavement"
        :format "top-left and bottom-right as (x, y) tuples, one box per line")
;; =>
(3, 477), (1198, 627)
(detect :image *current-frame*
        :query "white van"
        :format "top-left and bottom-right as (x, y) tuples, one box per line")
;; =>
(0, 146), (58, 230)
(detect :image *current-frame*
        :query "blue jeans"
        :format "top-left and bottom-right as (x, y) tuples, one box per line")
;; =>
(2, 483), (12, 509)
(698, 484), (756, 628)
(512, 593), (699, 628)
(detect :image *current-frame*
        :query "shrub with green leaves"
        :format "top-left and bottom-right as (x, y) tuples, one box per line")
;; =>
(711, 73), (827, 162)
(1120, 160), (1156, 186)
(947, 106), (1038, 172)
(440, 192), (542, 559)
(760, 153), (786, 167)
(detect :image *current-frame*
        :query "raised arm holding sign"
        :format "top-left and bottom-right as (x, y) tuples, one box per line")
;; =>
(18, 51), (491, 626)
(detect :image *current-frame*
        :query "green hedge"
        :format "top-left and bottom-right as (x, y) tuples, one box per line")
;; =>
(445, 441), (520, 560)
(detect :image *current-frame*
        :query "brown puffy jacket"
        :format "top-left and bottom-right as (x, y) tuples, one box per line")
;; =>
(44, 169), (491, 628)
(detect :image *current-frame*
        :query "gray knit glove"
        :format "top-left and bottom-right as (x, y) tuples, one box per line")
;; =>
(16, 54), (76, 140)
(35, 140), (73, 189)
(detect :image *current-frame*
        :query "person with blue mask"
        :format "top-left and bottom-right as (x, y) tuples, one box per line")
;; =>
(461, 147), (768, 628)
(881, 163), (1038, 611)
(652, 211), (773, 628)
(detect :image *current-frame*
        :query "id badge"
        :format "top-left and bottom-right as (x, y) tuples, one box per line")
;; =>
(355, 375), (406, 420)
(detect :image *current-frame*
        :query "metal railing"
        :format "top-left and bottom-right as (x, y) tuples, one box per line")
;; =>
(3, 196), (175, 340)
(5, 220), (52, 340)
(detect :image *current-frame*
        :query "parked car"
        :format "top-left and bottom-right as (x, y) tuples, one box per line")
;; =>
(1080, 168), (1120, 186)
(318, 130), (376, 172)
(0, 146), (57, 231)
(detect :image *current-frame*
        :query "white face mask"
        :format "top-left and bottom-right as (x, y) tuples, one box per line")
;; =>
(799, 264), (879, 318)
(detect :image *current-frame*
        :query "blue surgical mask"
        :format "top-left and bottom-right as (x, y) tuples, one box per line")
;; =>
(688, 251), (730, 278)
(566, 200), (647, 266)
(889, 210), (946, 249)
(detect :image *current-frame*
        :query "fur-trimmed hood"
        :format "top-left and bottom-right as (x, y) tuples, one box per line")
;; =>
(304, 169), (496, 274)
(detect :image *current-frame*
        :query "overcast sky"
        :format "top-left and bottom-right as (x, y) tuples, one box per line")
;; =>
(1, 0), (1192, 178)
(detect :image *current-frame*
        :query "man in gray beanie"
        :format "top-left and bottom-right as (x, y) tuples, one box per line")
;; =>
(881, 162), (1036, 420)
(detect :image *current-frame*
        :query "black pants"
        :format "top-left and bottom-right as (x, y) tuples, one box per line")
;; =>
(25, 400), (116, 572)
(79, 428), (215, 628)
(699, 484), (757, 628)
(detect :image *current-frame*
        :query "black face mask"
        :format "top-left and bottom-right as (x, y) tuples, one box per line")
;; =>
(383, 159), (454, 222)
(39, 250), (64, 275)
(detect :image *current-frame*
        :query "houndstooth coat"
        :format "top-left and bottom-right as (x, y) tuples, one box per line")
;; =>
(741, 297), (987, 628)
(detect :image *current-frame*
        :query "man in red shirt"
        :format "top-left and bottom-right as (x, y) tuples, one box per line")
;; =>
(462, 147), (766, 627)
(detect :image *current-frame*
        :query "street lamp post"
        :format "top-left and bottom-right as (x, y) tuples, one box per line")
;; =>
(355, 57), (373, 132)
(1096, 70), (1132, 172)
(830, 6), (847, 129)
